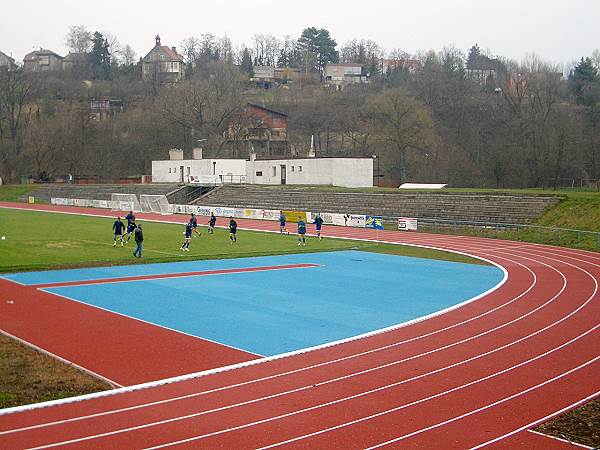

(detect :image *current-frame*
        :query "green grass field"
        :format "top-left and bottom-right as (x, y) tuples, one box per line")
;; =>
(0, 209), (483, 272)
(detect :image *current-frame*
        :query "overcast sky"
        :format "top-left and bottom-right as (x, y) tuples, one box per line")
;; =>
(2, 0), (598, 67)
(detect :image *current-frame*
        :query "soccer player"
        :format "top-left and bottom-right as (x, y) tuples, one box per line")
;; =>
(124, 211), (136, 243)
(314, 214), (324, 240)
(297, 217), (306, 246)
(180, 220), (193, 251)
(279, 212), (289, 235)
(112, 217), (125, 247)
(229, 217), (237, 243)
(208, 212), (217, 234)
(132, 224), (144, 258)
(190, 213), (201, 237)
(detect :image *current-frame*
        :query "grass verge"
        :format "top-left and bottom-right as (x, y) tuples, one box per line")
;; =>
(0, 334), (112, 409)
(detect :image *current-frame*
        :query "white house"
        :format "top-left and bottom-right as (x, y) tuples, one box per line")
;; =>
(151, 149), (373, 188)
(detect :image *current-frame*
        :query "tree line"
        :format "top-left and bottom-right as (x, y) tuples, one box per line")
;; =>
(1, 25), (600, 188)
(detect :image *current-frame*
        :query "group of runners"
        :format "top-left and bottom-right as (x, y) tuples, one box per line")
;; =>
(279, 212), (324, 246)
(112, 210), (324, 256)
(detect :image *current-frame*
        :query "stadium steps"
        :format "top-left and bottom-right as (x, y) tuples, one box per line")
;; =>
(27, 184), (180, 203)
(198, 185), (561, 224)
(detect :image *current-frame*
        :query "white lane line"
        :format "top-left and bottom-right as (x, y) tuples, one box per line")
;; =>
(365, 356), (600, 449)
(29, 251), (577, 448)
(0, 240), (512, 417)
(525, 429), (594, 450)
(0, 251), (530, 433)
(143, 329), (600, 450)
(261, 248), (599, 448)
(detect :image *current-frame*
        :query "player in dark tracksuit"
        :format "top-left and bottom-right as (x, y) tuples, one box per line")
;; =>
(314, 215), (324, 240)
(180, 221), (193, 251)
(297, 218), (307, 246)
(112, 217), (125, 247)
(208, 213), (217, 234)
(229, 217), (237, 243)
(133, 224), (144, 258)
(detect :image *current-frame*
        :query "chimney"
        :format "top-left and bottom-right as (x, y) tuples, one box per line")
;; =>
(169, 148), (183, 160)
(155, 34), (161, 47)
(192, 148), (203, 160)
(172, 47), (177, 53)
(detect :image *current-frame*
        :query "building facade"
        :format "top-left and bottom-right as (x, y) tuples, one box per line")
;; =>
(324, 63), (368, 89)
(227, 103), (288, 158)
(152, 150), (373, 188)
(142, 35), (185, 84)
(23, 49), (63, 72)
(0, 50), (17, 71)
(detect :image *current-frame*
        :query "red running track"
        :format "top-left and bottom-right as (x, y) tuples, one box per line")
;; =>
(0, 202), (599, 449)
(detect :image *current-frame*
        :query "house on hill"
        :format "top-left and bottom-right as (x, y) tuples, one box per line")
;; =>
(227, 103), (288, 158)
(324, 63), (368, 89)
(141, 35), (185, 84)
(0, 50), (17, 71)
(466, 54), (504, 85)
(23, 49), (63, 72)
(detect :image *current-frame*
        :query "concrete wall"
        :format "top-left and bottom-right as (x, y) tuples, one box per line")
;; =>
(152, 159), (247, 183)
(246, 158), (372, 188)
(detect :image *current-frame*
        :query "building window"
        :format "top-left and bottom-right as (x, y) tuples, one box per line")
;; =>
(168, 168), (171, 173)
(272, 166), (277, 176)
(298, 166), (303, 172)
(291, 166), (295, 172)
(256, 171), (263, 176)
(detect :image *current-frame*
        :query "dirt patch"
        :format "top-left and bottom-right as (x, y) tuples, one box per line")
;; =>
(45, 241), (81, 249)
(0, 334), (112, 409)
(535, 397), (600, 448)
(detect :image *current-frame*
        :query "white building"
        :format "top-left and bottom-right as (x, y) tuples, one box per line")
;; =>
(151, 149), (373, 188)
(246, 157), (372, 187)
(152, 149), (246, 183)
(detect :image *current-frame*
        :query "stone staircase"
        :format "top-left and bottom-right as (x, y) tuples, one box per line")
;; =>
(28, 183), (185, 203)
(198, 185), (561, 224)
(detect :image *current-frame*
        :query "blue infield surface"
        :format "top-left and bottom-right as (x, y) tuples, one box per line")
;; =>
(4, 251), (504, 356)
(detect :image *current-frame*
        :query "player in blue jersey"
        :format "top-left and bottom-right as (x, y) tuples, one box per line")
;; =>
(297, 218), (306, 246)
(229, 217), (237, 243)
(190, 213), (201, 237)
(279, 212), (289, 235)
(208, 213), (217, 234)
(180, 221), (193, 251)
(112, 217), (125, 247)
(124, 211), (136, 244)
(313, 214), (324, 240)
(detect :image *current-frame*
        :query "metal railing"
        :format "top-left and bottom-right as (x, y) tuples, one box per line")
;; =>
(382, 216), (600, 251)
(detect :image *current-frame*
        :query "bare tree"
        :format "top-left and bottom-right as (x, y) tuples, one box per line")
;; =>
(0, 70), (35, 180)
(65, 25), (92, 53)
(367, 87), (439, 182)
(121, 44), (137, 66)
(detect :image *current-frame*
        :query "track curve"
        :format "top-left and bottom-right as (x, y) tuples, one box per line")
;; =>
(0, 203), (599, 449)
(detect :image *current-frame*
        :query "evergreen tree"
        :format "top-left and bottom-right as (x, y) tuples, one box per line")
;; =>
(569, 57), (600, 105)
(90, 31), (112, 79)
(466, 44), (481, 69)
(296, 27), (338, 75)
(240, 48), (254, 78)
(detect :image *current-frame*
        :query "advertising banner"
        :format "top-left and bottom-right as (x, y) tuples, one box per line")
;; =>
(281, 210), (307, 223)
(316, 212), (366, 228)
(397, 217), (418, 231)
(211, 206), (236, 218)
(366, 215), (384, 230)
